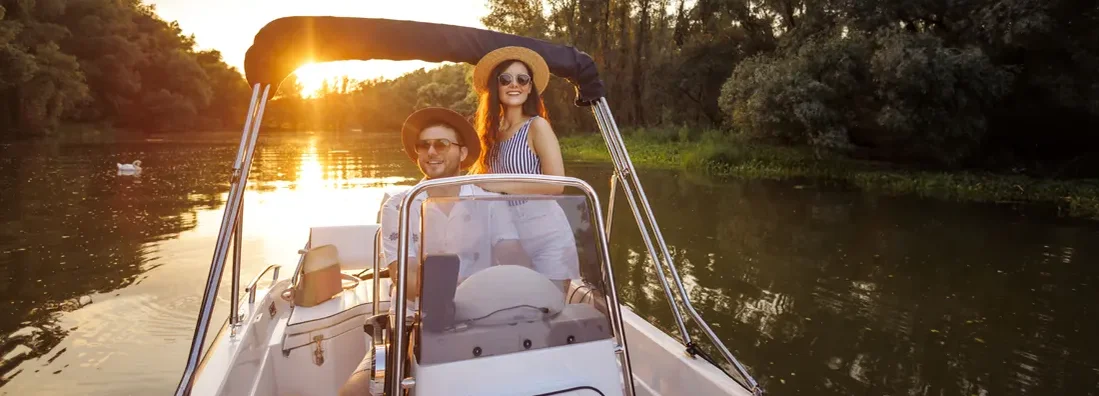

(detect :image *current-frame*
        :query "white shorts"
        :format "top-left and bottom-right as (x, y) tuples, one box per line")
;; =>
(510, 200), (581, 281)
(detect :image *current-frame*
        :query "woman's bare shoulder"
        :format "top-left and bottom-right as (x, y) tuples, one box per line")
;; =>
(528, 116), (556, 137)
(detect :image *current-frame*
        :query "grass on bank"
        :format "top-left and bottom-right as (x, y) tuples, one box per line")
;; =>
(559, 128), (1099, 220)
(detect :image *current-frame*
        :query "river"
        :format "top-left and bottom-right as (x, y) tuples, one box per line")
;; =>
(1, 134), (1097, 395)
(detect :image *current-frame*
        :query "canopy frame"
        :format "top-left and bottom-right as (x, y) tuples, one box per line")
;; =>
(175, 16), (763, 396)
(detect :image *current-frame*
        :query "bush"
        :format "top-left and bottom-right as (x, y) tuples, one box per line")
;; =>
(720, 27), (1014, 167)
(869, 29), (1013, 166)
(719, 29), (870, 150)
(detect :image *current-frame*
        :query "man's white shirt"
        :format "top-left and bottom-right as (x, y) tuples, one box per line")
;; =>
(380, 183), (519, 281)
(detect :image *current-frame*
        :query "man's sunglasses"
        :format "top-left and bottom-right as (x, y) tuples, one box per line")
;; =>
(415, 139), (463, 153)
(497, 73), (532, 87)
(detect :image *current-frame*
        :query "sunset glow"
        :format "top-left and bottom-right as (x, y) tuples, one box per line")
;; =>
(146, 0), (488, 87)
(291, 60), (447, 98)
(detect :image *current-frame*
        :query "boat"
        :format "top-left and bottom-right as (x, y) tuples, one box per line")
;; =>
(174, 16), (764, 396)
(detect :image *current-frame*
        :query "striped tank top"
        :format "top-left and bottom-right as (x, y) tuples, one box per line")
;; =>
(491, 116), (541, 206)
(491, 116), (541, 175)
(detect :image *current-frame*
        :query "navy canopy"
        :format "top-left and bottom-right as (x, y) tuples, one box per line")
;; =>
(244, 17), (604, 105)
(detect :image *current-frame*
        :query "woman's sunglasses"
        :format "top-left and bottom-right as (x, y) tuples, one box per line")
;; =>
(415, 139), (462, 153)
(497, 73), (531, 87)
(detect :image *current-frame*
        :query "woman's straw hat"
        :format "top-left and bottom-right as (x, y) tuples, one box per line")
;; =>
(473, 46), (550, 95)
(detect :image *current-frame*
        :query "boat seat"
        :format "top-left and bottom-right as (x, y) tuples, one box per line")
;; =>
(308, 224), (380, 271)
(277, 277), (388, 396)
(284, 276), (391, 350)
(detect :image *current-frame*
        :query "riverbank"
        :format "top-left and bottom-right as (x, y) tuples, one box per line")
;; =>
(559, 133), (1099, 220)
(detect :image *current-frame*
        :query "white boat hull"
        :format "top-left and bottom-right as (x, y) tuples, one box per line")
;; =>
(189, 268), (752, 396)
(190, 267), (394, 396)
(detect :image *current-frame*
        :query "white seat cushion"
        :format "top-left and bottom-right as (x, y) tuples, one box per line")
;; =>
(453, 265), (566, 326)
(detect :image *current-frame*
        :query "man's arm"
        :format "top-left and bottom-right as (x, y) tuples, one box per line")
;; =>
(386, 259), (422, 300)
(380, 194), (421, 299)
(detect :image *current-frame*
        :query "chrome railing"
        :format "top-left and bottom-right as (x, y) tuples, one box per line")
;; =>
(592, 98), (763, 395)
(175, 83), (271, 396)
(245, 265), (282, 304)
(391, 174), (636, 396)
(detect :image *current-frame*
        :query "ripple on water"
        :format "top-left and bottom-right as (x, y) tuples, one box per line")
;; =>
(1, 292), (199, 394)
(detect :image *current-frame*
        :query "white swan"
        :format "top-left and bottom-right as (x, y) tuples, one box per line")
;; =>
(117, 160), (142, 173)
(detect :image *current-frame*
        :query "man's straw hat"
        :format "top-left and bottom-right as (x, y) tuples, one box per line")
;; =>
(400, 107), (480, 169)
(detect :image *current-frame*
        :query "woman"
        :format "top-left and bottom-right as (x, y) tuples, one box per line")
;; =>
(470, 46), (564, 194)
(471, 46), (579, 288)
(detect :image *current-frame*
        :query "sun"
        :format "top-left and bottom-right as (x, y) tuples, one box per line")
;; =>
(291, 60), (449, 98)
(292, 62), (346, 98)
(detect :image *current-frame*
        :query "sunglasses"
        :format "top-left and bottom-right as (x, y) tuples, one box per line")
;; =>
(415, 139), (462, 153)
(497, 73), (532, 87)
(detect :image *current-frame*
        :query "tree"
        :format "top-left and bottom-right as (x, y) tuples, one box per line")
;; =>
(0, 0), (249, 139)
(0, 1), (90, 137)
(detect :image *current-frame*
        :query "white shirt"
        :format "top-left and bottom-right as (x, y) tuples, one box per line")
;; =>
(380, 183), (520, 281)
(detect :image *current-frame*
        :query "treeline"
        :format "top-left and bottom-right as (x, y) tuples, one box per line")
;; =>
(262, 64), (477, 133)
(477, 0), (1099, 174)
(10, 0), (1094, 175)
(269, 0), (1099, 175)
(0, 0), (250, 139)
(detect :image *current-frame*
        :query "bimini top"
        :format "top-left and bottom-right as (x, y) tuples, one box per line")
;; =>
(243, 16), (605, 105)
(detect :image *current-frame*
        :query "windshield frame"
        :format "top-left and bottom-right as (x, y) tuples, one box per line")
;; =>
(389, 173), (631, 394)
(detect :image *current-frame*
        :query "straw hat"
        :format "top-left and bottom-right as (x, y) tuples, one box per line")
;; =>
(473, 46), (550, 95)
(401, 107), (480, 169)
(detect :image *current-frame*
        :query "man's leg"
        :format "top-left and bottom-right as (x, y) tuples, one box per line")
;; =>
(338, 354), (375, 396)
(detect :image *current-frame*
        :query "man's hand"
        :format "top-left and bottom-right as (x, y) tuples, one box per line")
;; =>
(387, 260), (421, 300)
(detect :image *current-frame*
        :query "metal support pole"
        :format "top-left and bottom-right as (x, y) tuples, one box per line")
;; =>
(591, 103), (692, 344)
(593, 98), (761, 394)
(175, 84), (269, 396)
(587, 184), (637, 396)
(229, 203), (243, 336)
(372, 231), (381, 318)
(226, 83), (260, 335)
(606, 173), (618, 238)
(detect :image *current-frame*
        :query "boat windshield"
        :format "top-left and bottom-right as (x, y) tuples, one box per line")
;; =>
(406, 191), (613, 365)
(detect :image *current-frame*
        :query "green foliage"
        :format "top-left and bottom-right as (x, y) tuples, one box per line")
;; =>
(195, 50), (251, 130)
(480, 0), (774, 131)
(721, 28), (1013, 166)
(479, 0), (547, 40)
(560, 134), (1099, 220)
(869, 29), (1013, 165)
(720, 29), (870, 150)
(477, 0), (1098, 176)
(0, 0), (1091, 180)
(0, 0), (248, 139)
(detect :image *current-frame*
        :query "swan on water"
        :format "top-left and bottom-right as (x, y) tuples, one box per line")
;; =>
(117, 160), (142, 174)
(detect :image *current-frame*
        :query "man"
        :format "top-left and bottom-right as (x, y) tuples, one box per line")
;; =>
(378, 107), (531, 297)
(340, 107), (529, 396)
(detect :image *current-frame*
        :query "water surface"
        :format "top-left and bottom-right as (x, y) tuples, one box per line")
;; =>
(0, 135), (1096, 395)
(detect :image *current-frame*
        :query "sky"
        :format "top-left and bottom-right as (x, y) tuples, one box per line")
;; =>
(146, 0), (491, 95)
